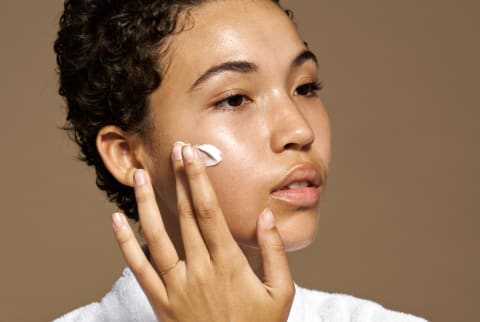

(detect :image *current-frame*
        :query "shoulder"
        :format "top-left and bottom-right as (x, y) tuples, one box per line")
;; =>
(54, 268), (156, 322)
(288, 284), (428, 322)
(55, 270), (427, 322)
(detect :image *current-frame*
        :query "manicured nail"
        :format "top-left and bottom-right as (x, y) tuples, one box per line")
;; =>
(172, 142), (184, 161)
(262, 209), (275, 229)
(112, 212), (125, 229)
(183, 144), (194, 163)
(134, 169), (146, 186)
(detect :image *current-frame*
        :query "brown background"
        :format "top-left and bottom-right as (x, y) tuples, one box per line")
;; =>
(1, 0), (478, 321)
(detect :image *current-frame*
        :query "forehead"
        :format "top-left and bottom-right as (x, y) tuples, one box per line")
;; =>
(161, 0), (306, 83)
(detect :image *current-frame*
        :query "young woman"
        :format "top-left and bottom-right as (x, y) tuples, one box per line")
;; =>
(54, 0), (426, 321)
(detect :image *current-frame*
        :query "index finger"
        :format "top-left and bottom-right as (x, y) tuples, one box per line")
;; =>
(181, 144), (240, 259)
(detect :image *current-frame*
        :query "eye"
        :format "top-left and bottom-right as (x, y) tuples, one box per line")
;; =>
(214, 94), (251, 110)
(294, 81), (323, 97)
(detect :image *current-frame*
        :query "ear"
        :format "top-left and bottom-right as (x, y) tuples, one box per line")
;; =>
(96, 125), (147, 187)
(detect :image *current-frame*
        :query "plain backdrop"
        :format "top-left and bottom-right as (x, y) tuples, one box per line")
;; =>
(1, 1), (478, 321)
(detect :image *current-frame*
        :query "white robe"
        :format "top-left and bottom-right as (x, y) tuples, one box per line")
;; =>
(55, 268), (427, 322)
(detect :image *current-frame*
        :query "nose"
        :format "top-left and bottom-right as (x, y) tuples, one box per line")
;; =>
(269, 95), (315, 153)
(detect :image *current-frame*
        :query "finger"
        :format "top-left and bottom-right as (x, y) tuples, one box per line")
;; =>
(181, 144), (239, 258)
(256, 209), (294, 298)
(171, 142), (210, 264)
(133, 169), (179, 277)
(111, 212), (167, 305)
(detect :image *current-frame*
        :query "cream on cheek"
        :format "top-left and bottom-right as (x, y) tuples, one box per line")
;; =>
(169, 137), (263, 243)
(172, 141), (223, 167)
(195, 144), (223, 167)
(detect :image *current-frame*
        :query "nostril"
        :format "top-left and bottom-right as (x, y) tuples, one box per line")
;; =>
(284, 142), (297, 150)
(283, 142), (312, 151)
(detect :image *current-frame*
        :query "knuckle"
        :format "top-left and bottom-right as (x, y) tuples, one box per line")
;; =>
(193, 274), (208, 288)
(115, 228), (132, 246)
(130, 258), (150, 277)
(190, 267), (211, 286)
(215, 245), (243, 265)
(269, 240), (286, 252)
(143, 227), (165, 245)
(226, 255), (249, 277)
(261, 238), (285, 254)
(195, 200), (217, 219)
(265, 230), (286, 251)
(177, 202), (194, 218)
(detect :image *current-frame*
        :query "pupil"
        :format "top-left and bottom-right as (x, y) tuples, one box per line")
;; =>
(298, 84), (309, 95)
(228, 95), (243, 106)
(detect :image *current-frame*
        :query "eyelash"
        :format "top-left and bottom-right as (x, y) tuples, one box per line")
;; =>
(213, 81), (323, 111)
(213, 92), (251, 111)
(294, 81), (323, 97)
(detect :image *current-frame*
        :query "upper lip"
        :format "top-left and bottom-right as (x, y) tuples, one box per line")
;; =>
(271, 163), (323, 192)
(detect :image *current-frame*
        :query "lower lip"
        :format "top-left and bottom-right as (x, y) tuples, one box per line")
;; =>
(271, 187), (320, 207)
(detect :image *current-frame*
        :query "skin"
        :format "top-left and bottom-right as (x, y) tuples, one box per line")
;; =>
(96, 0), (331, 320)
(148, 0), (330, 253)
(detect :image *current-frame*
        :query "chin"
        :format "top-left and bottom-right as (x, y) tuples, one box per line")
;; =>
(278, 224), (318, 252)
(276, 208), (319, 252)
(233, 206), (319, 251)
(235, 221), (317, 252)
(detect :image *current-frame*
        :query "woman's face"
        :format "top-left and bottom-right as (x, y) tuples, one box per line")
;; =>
(143, 0), (331, 251)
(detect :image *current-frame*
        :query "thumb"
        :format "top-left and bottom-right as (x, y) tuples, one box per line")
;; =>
(257, 209), (294, 297)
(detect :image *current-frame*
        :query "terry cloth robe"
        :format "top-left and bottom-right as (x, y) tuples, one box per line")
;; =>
(55, 268), (427, 322)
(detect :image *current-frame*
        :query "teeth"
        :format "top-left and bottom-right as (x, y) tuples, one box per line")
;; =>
(284, 181), (310, 189)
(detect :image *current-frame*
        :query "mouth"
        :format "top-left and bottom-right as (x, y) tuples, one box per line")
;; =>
(270, 163), (323, 207)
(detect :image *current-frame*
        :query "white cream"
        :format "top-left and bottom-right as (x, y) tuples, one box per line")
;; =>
(174, 141), (223, 167)
(195, 144), (223, 167)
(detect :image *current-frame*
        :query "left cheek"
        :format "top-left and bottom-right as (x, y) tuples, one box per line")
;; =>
(306, 106), (331, 162)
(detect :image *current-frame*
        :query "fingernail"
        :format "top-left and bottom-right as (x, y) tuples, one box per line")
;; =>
(112, 212), (125, 229)
(134, 169), (146, 186)
(183, 144), (194, 163)
(172, 142), (184, 161)
(262, 209), (275, 229)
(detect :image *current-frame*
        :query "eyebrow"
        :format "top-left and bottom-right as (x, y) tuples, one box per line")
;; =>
(189, 49), (318, 91)
(292, 49), (318, 68)
(189, 61), (258, 91)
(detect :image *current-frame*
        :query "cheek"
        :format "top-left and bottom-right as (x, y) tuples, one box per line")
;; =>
(148, 144), (178, 215)
(147, 116), (268, 244)
(146, 103), (330, 249)
(204, 132), (268, 244)
(307, 103), (332, 163)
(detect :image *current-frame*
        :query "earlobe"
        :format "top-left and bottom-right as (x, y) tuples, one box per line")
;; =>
(96, 125), (145, 187)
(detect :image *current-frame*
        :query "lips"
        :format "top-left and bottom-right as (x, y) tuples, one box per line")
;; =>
(271, 163), (323, 207)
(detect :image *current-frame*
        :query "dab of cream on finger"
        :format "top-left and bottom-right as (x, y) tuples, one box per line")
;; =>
(195, 144), (223, 167)
(174, 141), (223, 167)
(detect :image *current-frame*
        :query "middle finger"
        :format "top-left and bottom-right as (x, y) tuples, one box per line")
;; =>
(181, 144), (240, 260)
(171, 142), (210, 265)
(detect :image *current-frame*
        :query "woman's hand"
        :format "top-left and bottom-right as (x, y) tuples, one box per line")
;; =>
(111, 143), (295, 322)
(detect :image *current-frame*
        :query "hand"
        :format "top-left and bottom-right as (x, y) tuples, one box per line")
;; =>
(111, 143), (295, 322)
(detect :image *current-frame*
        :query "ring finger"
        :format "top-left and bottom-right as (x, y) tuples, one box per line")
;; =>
(133, 169), (181, 283)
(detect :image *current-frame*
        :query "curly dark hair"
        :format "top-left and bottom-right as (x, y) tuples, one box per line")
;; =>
(54, 0), (287, 221)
